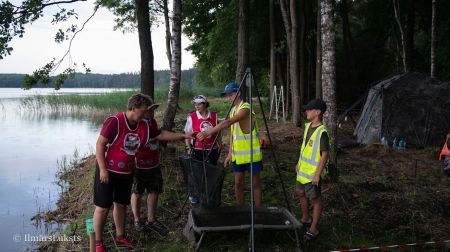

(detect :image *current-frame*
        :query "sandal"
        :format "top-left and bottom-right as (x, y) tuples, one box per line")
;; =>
(300, 219), (312, 228)
(304, 230), (320, 241)
(300, 218), (312, 230)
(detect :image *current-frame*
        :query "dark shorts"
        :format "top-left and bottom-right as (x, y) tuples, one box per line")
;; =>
(132, 167), (163, 195)
(93, 167), (133, 208)
(192, 148), (220, 165)
(232, 161), (263, 174)
(296, 181), (321, 200)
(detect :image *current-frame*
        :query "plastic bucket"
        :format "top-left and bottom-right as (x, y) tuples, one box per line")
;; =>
(85, 217), (94, 236)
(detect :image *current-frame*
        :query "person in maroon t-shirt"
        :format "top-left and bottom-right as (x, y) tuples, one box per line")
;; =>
(131, 102), (193, 235)
(93, 94), (152, 252)
(183, 95), (221, 204)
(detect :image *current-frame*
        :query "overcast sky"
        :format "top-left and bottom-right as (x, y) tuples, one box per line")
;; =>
(0, 0), (196, 74)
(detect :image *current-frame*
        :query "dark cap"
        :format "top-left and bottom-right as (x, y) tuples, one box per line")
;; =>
(221, 82), (240, 96)
(303, 99), (327, 113)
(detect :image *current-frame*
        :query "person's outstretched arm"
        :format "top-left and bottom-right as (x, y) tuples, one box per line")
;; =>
(156, 130), (193, 142)
(197, 108), (249, 140)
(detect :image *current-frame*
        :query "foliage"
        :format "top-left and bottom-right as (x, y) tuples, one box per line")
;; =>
(183, 0), (270, 89)
(184, 0), (450, 107)
(100, 0), (163, 33)
(0, 0), (83, 59)
(0, 69), (196, 88)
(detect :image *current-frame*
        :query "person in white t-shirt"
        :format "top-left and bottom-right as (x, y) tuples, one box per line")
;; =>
(184, 95), (221, 203)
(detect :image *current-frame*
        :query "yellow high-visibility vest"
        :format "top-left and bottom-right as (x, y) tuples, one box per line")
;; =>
(296, 122), (329, 184)
(230, 101), (262, 165)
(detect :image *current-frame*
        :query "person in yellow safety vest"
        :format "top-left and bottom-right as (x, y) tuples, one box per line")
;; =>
(296, 99), (330, 242)
(198, 82), (263, 207)
(439, 134), (450, 181)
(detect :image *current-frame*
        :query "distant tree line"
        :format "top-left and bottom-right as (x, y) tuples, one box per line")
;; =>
(0, 69), (196, 88)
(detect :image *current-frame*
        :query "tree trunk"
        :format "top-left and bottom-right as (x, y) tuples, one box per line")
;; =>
(285, 51), (291, 117)
(136, 0), (154, 98)
(279, 0), (291, 52)
(269, 0), (276, 107)
(321, 0), (338, 181)
(163, 0), (172, 69)
(315, 0), (322, 99)
(431, 0), (437, 79)
(339, 0), (357, 92)
(162, 0), (181, 130)
(279, 0), (292, 118)
(299, 0), (306, 110)
(393, 0), (407, 73)
(290, 0), (300, 126)
(235, 0), (249, 86)
(405, 0), (415, 71)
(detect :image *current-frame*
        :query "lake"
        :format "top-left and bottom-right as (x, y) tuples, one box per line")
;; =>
(0, 88), (124, 251)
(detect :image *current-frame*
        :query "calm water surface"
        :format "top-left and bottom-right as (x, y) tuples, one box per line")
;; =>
(0, 88), (121, 251)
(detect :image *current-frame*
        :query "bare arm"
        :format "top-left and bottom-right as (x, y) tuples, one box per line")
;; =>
(95, 135), (110, 183)
(312, 150), (329, 185)
(156, 130), (193, 142)
(224, 133), (233, 167)
(184, 116), (193, 147)
(198, 108), (249, 140)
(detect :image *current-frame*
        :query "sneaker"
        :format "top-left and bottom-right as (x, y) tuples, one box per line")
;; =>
(96, 243), (107, 252)
(134, 220), (144, 232)
(115, 236), (133, 248)
(189, 195), (200, 204)
(145, 219), (168, 236)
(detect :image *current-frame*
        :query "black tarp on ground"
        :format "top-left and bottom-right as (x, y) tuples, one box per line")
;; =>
(354, 72), (450, 147)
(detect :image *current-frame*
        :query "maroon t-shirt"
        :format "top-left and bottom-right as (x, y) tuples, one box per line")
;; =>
(100, 116), (138, 143)
(100, 116), (162, 143)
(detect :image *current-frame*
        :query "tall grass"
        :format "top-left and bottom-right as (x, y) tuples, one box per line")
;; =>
(20, 85), (270, 128)
(22, 85), (223, 112)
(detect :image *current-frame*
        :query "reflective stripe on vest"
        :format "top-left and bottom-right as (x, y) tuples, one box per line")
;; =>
(231, 101), (262, 165)
(296, 122), (328, 184)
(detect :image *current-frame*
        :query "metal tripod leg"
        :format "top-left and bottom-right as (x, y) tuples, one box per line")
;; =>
(294, 228), (302, 252)
(195, 231), (205, 251)
(174, 193), (190, 219)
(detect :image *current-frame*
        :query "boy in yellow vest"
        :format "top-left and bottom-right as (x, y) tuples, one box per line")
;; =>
(296, 99), (330, 241)
(198, 82), (263, 207)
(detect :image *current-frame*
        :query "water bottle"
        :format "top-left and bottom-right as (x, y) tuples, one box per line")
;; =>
(392, 138), (398, 150)
(399, 139), (406, 150)
(381, 135), (388, 146)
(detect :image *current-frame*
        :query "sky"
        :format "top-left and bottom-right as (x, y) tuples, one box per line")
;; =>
(0, 0), (196, 74)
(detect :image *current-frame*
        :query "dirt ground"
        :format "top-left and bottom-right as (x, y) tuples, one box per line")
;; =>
(39, 118), (450, 251)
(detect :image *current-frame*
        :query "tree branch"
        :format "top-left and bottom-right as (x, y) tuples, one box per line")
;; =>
(53, 3), (99, 72)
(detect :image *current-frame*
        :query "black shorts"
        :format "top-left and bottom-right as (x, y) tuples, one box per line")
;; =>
(192, 148), (220, 165)
(93, 167), (133, 208)
(132, 167), (163, 195)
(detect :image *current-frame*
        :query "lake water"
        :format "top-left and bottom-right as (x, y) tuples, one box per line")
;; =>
(0, 88), (123, 251)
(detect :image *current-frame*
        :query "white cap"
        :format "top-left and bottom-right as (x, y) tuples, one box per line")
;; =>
(192, 95), (207, 104)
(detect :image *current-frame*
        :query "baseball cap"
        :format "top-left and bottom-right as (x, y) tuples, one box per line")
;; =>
(221, 82), (240, 96)
(303, 99), (327, 113)
(192, 95), (207, 104)
(147, 97), (160, 110)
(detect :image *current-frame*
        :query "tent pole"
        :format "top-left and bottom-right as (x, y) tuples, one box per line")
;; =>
(247, 68), (255, 252)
